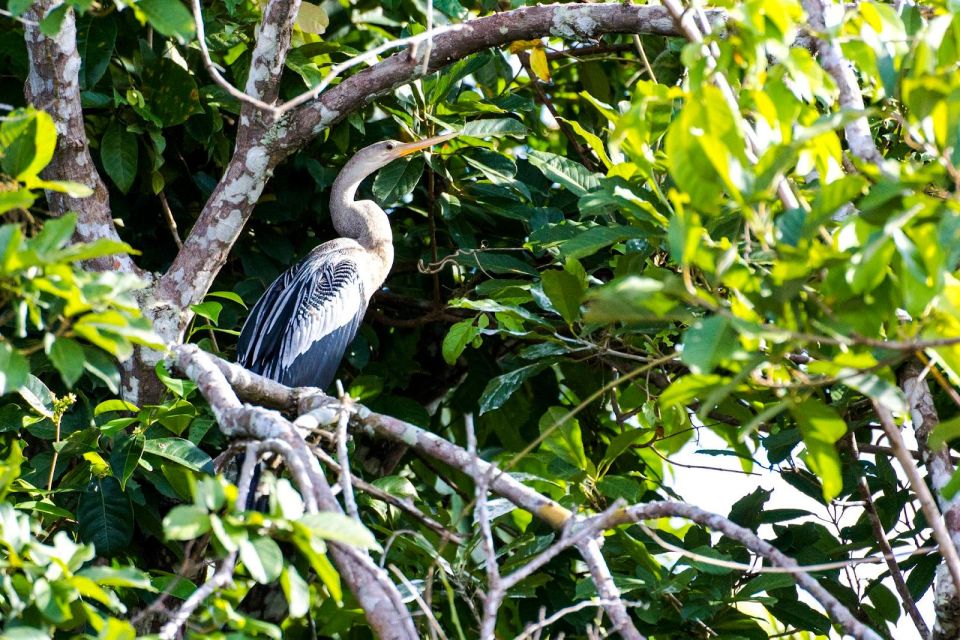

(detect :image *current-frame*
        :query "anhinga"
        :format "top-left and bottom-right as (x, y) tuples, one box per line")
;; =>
(237, 132), (457, 389)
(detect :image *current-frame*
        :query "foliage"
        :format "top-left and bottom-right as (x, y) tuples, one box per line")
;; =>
(4, 0), (960, 637)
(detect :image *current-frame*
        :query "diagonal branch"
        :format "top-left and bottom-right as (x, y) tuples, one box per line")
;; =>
(195, 350), (881, 639)
(800, 0), (884, 167)
(172, 344), (417, 640)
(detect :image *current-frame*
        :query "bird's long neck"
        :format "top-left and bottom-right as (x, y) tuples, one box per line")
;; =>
(330, 159), (394, 287)
(330, 162), (392, 247)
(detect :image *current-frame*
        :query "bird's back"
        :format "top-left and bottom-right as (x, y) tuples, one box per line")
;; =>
(237, 242), (368, 390)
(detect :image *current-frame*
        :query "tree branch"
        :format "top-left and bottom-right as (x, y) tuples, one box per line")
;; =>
(171, 344), (418, 640)
(194, 351), (884, 639)
(22, 0), (139, 274)
(616, 501), (883, 640)
(800, 0), (884, 167)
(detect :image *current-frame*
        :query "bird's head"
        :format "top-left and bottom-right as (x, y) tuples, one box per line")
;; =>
(351, 132), (459, 173)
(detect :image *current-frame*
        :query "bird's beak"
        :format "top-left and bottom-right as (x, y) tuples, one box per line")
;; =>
(391, 131), (459, 158)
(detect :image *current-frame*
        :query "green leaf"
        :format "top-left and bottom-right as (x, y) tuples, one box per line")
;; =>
(373, 156), (424, 206)
(0, 341), (29, 396)
(539, 406), (588, 471)
(681, 316), (738, 374)
(162, 504), (211, 540)
(47, 336), (86, 387)
(1, 109), (57, 181)
(155, 361), (196, 397)
(442, 319), (480, 365)
(77, 14), (118, 89)
(143, 437), (213, 473)
(298, 512), (381, 550)
(30, 212), (77, 256)
(527, 150), (601, 196)
(462, 118), (528, 138)
(110, 433), (144, 490)
(239, 536), (284, 584)
(281, 565), (310, 618)
(39, 3), (68, 36)
(0, 190), (36, 215)
(790, 398), (846, 501)
(190, 301), (222, 324)
(95, 399), (140, 416)
(930, 415), (960, 451)
(479, 363), (548, 414)
(101, 121), (139, 194)
(540, 269), (584, 324)
(136, 0), (196, 42)
(77, 476), (134, 555)
(18, 374), (55, 418)
(206, 290), (247, 308)
(78, 565), (155, 591)
(140, 58), (202, 125)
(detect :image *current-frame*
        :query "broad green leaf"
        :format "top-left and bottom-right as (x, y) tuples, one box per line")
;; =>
(162, 504), (211, 540)
(18, 374), (55, 418)
(790, 398), (846, 501)
(681, 316), (738, 374)
(373, 156), (424, 206)
(190, 301), (222, 324)
(479, 363), (549, 414)
(206, 290), (247, 308)
(95, 399), (139, 415)
(140, 59), (202, 125)
(77, 14), (117, 89)
(77, 476), (134, 555)
(110, 433), (145, 490)
(143, 437), (213, 473)
(47, 336), (85, 387)
(239, 536), (284, 584)
(101, 121), (138, 194)
(0, 190), (36, 215)
(78, 565), (155, 591)
(442, 319), (480, 365)
(539, 407), (589, 472)
(295, 1), (328, 34)
(558, 225), (635, 261)
(39, 3), (68, 36)
(462, 118), (528, 138)
(281, 565), (310, 618)
(527, 150), (601, 196)
(0, 342), (29, 396)
(540, 268), (584, 324)
(929, 415), (960, 449)
(1, 109), (57, 181)
(299, 512), (381, 550)
(136, 0), (195, 42)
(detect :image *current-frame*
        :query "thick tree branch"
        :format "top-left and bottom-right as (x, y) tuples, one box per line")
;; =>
(196, 351), (881, 639)
(280, 4), (722, 154)
(801, 0), (884, 167)
(22, 0), (139, 274)
(172, 345), (418, 640)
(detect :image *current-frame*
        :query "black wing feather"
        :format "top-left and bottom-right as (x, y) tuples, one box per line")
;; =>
(236, 251), (366, 390)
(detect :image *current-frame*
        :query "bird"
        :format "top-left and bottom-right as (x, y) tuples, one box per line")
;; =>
(236, 132), (458, 391)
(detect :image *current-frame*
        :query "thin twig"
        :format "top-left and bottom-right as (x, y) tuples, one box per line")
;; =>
(158, 191), (183, 249)
(874, 402), (960, 596)
(312, 446), (463, 544)
(190, 0), (277, 114)
(335, 381), (359, 519)
(850, 436), (930, 638)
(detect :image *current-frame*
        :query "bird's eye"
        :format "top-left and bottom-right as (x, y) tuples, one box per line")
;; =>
(386, 143), (395, 151)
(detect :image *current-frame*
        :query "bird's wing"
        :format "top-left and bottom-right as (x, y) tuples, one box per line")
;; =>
(236, 251), (367, 389)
